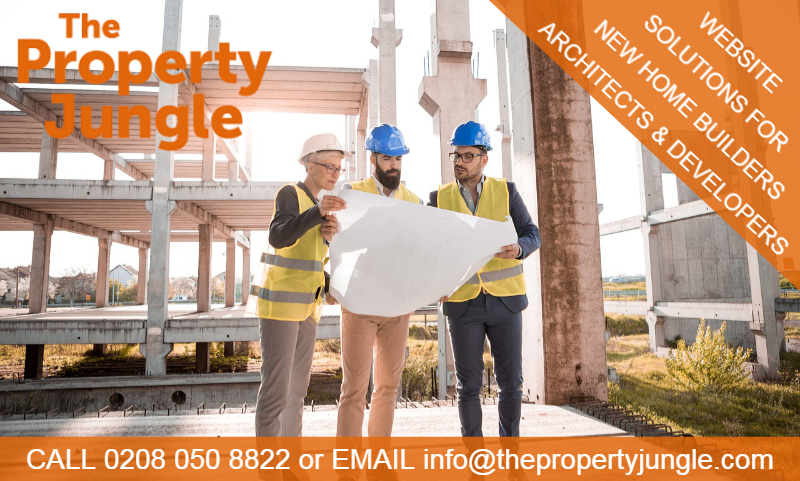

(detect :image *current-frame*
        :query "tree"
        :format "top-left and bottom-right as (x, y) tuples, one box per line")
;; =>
(9, 276), (30, 303)
(172, 276), (198, 299)
(57, 267), (95, 304)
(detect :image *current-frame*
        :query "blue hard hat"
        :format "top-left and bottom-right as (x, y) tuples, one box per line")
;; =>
(450, 120), (493, 151)
(365, 124), (410, 156)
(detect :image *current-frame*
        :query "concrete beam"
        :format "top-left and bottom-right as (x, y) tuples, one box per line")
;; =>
(0, 179), (153, 200)
(2, 321), (146, 344)
(599, 215), (644, 236)
(0, 315), (341, 344)
(174, 201), (249, 249)
(0, 79), (149, 181)
(603, 301), (648, 316)
(169, 182), (282, 201)
(0, 201), (149, 249)
(653, 301), (755, 321)
(648, 200), (714, 225)
(0, 66), (159, 87)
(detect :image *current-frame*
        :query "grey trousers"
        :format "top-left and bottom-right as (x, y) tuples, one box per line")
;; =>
(255, 316), (317, 437)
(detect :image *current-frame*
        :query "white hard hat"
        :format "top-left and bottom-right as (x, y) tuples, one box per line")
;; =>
(298, 133), (352, 165)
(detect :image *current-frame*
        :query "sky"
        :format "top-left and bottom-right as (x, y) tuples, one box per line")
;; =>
(0, 0), (676, 280)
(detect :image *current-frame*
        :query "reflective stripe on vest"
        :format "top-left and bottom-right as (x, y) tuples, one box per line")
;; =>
(351, 176), (421, 204)
(245, 184), (327, 322)
(437, 177), (526, 302)
(260, 253), (324, 272)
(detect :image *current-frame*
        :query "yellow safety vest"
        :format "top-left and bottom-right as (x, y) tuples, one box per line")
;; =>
(437, 177), (526, 302)
(245, 185), (327, 322)
(351, 176), (421, 204)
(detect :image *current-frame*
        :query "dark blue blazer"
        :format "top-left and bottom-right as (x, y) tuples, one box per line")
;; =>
(429, 180), (541, 320)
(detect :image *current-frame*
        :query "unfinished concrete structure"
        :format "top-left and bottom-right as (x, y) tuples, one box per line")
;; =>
(0, 0), (370, 379)
(601, 144), (790, 380)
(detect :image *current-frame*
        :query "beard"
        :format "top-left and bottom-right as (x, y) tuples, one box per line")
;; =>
(375, 163), (401, 190)
(454, 165), (478, 183)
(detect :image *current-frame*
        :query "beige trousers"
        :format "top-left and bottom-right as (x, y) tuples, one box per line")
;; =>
(336, 307), (411, 437)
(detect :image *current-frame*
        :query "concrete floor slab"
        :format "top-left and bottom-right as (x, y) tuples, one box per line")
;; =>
(0, 404), (626, 437)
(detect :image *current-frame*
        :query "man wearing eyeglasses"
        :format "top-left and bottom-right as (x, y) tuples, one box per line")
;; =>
(429, 121), (540, 481)
(335, 124), (423, 448)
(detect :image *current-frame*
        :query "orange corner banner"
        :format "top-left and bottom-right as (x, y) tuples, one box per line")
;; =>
(489, 0), (800, 289)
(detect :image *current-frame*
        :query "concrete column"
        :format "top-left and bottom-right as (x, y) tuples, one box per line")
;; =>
(419, 0), (486, 185)
(224, 238), (236, 356)
(137, 247), (148, 305)
(348, 115), (357, 180)
(103, 159), (114, 180)
(637, 143), (667, 351)
(92, 234), (112, 355)
(24, 345), (45, 380)
(38, 131), (58, 179)
(26, 219), (53, 380)
(242, 231), (251, 304)
(95, 235), (112, 309)
(494, 29), (513, 180)
(201, 135), (215, 181)
(144, 0), (182, 376)
(245, 117), (254, 179)
(371, 0), (402, 125)
(196, 223), (213, 372)
(507, 24), (606, 405)
(198, 224), (213, 312)
(28, 218), (53, 314)
(368, 59), (379, 176)
(201, 15), (221, 182)
(747, 245), (781, 379)
(676, 177), (701, 204)
(357, 128), (367, 180)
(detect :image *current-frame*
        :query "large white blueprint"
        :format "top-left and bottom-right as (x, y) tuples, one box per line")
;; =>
(328, 189), (517, 317)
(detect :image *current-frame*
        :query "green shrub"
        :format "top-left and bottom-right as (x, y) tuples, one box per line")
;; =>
(666, 320), (750, 392)
(605, 314), (648, 337)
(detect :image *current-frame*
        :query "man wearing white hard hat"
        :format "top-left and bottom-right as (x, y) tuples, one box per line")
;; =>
(246, 132), (349, 439)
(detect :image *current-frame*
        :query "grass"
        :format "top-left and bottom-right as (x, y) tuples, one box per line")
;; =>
(603, 281), (647, 291)
(607, 334), (800, 436)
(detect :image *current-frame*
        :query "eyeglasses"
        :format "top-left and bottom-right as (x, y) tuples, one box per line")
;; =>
(449, 152), (485, 163)
(309, 161), (343, 175)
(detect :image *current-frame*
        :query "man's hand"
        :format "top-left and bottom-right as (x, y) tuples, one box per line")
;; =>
(321, 215), (339, 242)
(439, 296), (449, 303)
(319, 195), (346, 217)
(326, 292), (338, 305)
(494, 244), (520, 259)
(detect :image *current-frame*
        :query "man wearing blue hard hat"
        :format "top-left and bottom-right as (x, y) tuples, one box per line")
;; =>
(336, 124), (423, 447)
(429, 120), (541, 479)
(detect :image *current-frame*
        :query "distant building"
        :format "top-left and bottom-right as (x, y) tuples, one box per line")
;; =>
(110, 264), (138, 287)
(0, 265), (30, 302)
